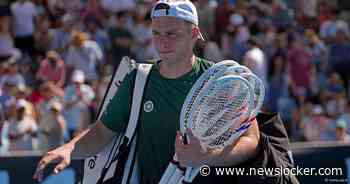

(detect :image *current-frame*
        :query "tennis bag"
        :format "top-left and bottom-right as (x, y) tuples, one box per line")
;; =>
(192, 112), (300, 184)
(82, 57), (152, 184)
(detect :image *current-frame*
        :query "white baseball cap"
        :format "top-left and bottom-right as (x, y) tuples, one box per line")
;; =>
(151, 0), (205, 41)
(72, 70), (85, 83)
(16, 99), (27, 109)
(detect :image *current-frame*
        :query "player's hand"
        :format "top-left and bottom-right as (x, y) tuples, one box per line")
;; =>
(33, 143), (74, 182)
(175, 129), (207, 167)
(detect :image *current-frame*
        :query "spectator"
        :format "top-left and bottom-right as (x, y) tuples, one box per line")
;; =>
(214, 0), (233, 42)
(63, 70), (94, 139)
(0, 59), (25, 87)
(226, 13), (250, 61)
(287, 35), (312, 98)
(258, 21), (277, 61)
(319, 8), (350, 43)
(81, 0), (105, 25)
(0, 81), (16, 115)
(325, 84), (346, 119)
(10, 0), (38, 59)
(335, 119), (350, 143)
(302, 104), (331, 141)
(65, 31), (103, 83)
(27, 79), (45, 106)
(305, 29), (328, 68)
(0, 14), (22, 63)
(50, 13), (76, 55)
(34, 13), (52, 58)
(37, 81), (63, 151)
(319, 8), (338, 42)
(328, 29), (350, 87)
(243, 37), (268, 87)
(46, 100), (66, 150)
(14, 84), (37, 122)
(131, 11), (152, 61)
(266, 53), (288, 112)
(317, 1), (333, 24)
(36, 50), (66, 87)
(8, 99), (38, 151)
(85, 17), (108, 62)
(108, 11), (133, 69)
(270, 0), (292, 29)
(48, 0), (83, 16)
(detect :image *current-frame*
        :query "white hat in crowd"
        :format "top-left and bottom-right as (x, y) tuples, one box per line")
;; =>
(72, 70), (85, 83)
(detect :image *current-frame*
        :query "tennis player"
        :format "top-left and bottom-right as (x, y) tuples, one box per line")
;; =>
(33, 0), (260, 183)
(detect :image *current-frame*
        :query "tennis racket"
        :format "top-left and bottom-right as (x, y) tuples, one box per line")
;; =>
(180, 74), (255, 182)
(180, 66), (265, 183)
(159, 60), (239, 184)
(160, 60), (265, 184)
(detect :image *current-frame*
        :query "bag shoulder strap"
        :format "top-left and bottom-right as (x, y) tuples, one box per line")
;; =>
(96, 56), (136, 121)
(124, 63), (152, 143)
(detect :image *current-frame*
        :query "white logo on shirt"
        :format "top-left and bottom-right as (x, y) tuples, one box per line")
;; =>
(144, 100), (154, 112)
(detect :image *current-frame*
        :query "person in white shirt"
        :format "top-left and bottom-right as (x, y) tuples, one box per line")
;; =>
(8, 99), (38, 151)
(10, 0), (37, 58)
(65, 31), (103, 83)
(63, 70), (95, 139)
(243, 37), (268, 88)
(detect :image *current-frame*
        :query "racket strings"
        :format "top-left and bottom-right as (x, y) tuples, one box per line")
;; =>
(190, 78), (252, 144)
(206, 110), (254, 149)
(200, 93), (248, 138)
(181, 64), (241, 133)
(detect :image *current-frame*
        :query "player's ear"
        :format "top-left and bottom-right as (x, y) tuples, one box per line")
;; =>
(192, 26), (199, 39)
(190, 27), (200, 42)
(192, 26), (205, 41)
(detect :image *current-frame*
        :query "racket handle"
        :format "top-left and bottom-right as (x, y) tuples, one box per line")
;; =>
(159, 159), (178, 184)
(176, 176), (184, 184)
(183, 167), (200, 183)
(168, 168), (184, 184)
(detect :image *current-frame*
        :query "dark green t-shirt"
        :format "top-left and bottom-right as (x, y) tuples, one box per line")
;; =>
(101, 57), (213, 183)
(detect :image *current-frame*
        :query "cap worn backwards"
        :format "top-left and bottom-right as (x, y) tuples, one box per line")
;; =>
(151, 0), (204, 40)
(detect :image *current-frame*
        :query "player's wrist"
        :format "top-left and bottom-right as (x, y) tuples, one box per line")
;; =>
(199, 150), (219, 166)
(65, 142), (75, 152)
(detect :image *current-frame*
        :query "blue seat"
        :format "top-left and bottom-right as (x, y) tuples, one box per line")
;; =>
(41, 168), (75, 184)
(0, 170), (9, 184)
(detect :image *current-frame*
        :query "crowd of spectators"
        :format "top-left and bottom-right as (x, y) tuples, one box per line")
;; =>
(0, 0), (350, 153)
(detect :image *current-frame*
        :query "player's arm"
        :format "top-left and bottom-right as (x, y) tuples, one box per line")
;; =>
(176, 119), (260, 167)
(71, 121), (116, 158)
(33, 65), (134, 181)
(33, 121), (116, 182)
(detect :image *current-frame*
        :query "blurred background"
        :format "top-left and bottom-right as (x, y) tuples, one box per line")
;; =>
(0, 0), (350, 183)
